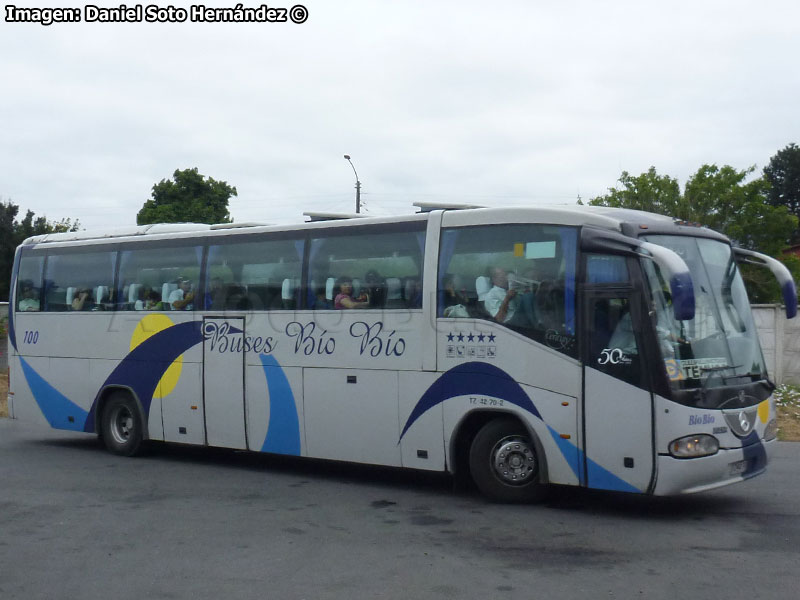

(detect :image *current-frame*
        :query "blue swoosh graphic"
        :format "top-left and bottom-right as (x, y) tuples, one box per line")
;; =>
(18, 320), (303, 459)
(741, 431), (767, 477)
(19, 356), (88, 431)
(399, 361), (541, 440)
(259, 354), (301, 455)
(401, 361), (641, 493)
(83, 321), (204, 432)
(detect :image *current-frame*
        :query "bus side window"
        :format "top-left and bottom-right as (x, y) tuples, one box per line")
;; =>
(44, 251), (116, 312)
(437, 225), (578, 358)
(16, 254), (44, 313)
(308, 225), (426, 311)
(588, 296), (643, 387)
(205, 237), (304, 312)
(117, 245), (201, 312)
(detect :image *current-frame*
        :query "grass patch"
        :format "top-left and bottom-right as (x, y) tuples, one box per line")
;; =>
(775, 384), (800, 442)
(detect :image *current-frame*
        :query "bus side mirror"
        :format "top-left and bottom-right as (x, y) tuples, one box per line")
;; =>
(734, 248), (798, 319)
(638, 242), (695, 321)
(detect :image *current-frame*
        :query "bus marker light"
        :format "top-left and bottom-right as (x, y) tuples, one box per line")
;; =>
(560, 434), (571, 439)
(669, 434), (719, 458)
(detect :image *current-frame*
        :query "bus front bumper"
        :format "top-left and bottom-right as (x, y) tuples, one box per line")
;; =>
(653, 437), (776, 495)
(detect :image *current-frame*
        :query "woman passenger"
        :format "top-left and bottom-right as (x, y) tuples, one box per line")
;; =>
(334, 276), (370, 309)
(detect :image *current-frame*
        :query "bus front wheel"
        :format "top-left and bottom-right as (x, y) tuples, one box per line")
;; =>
(469, 417), (546, 503)
(101, 393), (144, 457)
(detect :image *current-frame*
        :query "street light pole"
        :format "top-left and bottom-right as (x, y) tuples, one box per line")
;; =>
(343, 154), (361, 213)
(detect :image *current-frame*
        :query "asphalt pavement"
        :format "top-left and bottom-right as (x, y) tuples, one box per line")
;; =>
(1, 418), (798, 600)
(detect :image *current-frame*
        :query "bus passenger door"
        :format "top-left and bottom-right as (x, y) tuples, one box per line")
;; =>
(203, 317), (247, 449)
(582, 290), (655, 493)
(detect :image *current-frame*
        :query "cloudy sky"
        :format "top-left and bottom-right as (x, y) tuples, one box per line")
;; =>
(2, 0), (799, 230)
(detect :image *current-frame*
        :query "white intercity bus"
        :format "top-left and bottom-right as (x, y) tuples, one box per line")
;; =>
(6, 204), (796, 501)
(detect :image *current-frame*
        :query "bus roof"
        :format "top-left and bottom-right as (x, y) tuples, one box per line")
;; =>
(21, 204), (724, 248)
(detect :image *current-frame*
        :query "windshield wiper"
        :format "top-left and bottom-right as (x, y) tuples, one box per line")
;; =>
(700, 363), (744, 387)
(693, 363), (744, 404)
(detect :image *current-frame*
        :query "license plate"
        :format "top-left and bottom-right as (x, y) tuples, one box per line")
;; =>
(729, 459), (749, 476)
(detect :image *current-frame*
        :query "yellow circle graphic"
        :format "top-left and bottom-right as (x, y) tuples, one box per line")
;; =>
(130, 314), (183, 399)
(758, 399), (770, 424)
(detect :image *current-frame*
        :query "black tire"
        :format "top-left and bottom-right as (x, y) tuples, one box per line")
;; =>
(100, 393), (144, 457)
(468, 417), (547, 503)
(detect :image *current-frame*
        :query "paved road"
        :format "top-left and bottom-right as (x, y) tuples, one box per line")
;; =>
(1, 418), (798, 600)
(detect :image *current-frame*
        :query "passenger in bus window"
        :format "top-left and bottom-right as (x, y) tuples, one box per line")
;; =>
(334, 276), (370, 309)
(169, 276), (195, 310)
(71, 288), (93, 311)
(145, 290), (164, 311)
(134, 286), (150, 311)
(18, 280), (40, 312)
(442, 274), (468, 317)
(484, 267), (528, 325)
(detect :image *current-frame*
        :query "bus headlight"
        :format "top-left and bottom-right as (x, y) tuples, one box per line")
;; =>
(669, 434), (719, 459)
(764, 419), (778, 442)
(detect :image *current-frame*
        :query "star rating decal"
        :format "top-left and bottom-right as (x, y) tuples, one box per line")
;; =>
(443, 330), (498, 360)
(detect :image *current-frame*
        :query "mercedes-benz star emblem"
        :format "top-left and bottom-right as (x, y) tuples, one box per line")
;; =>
(739, 411), (751, 433)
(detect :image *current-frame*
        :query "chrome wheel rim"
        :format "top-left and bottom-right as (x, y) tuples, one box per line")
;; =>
(109, 405), (134, 445)
(490, 435), (536, 485)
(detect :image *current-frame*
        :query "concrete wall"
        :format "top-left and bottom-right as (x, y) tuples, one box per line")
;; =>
(753, 304), (800, 386)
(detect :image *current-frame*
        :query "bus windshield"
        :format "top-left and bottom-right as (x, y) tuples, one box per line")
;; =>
(641, 235), (767, 391)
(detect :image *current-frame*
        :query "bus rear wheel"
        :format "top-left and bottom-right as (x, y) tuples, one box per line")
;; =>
(101, 393), (144, 457)
(469, 417), (546, 503)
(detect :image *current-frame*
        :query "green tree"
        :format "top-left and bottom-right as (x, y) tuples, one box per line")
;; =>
(137, 168), (236, 225)
(589, 164), (796, 256)
(586, 167), (684, 216)
(683, 165), (796, 256)
(764, 143), (800, 242)
(0, 199), (79, 302)
(589, 164), (798, 303)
